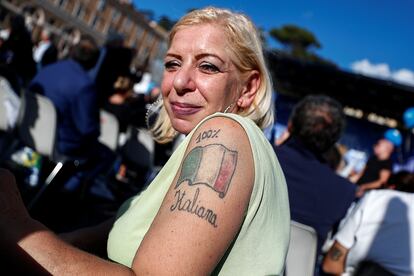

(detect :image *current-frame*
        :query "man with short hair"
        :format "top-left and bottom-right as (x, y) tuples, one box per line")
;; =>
(29, 35), (113, 191)
(274, 95), (356, 253)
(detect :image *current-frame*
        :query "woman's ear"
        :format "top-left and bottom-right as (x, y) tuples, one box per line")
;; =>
(237, 70), (260, 109)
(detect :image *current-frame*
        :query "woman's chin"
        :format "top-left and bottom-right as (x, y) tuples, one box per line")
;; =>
(171, 119), (195, 135)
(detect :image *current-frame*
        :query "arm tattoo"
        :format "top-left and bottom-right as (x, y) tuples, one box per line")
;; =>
(176, 143), (237, 198)
(170, 143), (238, 228)
(170, 188), (218, 228)
(329, 246), (344, 261)
(195, 129), (221, 143)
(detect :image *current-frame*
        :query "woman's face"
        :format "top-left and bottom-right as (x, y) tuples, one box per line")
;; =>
(161, 24), (241, 135)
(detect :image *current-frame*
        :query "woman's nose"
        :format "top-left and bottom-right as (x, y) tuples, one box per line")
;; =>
(173, 65), (196, 95)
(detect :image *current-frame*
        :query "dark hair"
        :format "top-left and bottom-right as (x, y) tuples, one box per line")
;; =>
(387, 171), (414, 193)
(290, 95), (345, 153)
(2, 14), (37, 86)
(70, 34), (99, 70)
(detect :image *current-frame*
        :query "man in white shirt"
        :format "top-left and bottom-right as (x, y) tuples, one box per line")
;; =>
(33, 29), (51, 63)
(322, 171), (414, 275)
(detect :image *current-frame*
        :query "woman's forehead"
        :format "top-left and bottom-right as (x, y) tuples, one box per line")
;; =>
(170, 24), (228, 51)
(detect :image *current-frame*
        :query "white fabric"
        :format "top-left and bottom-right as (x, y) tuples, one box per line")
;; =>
(0, 77), (20, 129)
(339, 149), (367, 177)
(0, 29), (9, 40)
(133, 72), (152, 94)
(334, 190), (414, 275)
(33, 40), (51, 63)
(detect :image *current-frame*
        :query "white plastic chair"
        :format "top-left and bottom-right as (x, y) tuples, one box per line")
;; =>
(0, 76), (21, 161)
(0, 76), (20, 132)
(15, 91), (66, 209)
(17, 91), (57, 157)
(98, 109), (120, 152)
(0, 80), (9, 132)
(285, 220), (318, 276)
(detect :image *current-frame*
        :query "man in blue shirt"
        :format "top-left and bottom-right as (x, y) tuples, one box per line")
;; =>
(275, 95), (356, 253)
(29, 35), (114, 191)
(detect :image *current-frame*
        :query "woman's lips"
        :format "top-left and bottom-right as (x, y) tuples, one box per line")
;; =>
(171, 102), (201, 116)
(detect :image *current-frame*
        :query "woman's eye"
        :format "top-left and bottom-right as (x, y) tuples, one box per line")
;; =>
(164, 60), (180, 71)
(199, 62), (220, 73)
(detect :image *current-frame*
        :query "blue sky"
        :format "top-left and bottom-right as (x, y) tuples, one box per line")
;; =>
(132, 0), (414, 85)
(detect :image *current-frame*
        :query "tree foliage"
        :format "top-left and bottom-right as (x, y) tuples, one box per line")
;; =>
(156, 9), (197, 32)
(157, 15), (176, 31)
(270, 24), (321, 53)
(269, 24), (335, 66)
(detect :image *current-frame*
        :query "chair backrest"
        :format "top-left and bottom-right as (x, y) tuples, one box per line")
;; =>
(137, 127), (154, 151)
(0, 87), (8, 132)
(98, 109), (120, 151)
(17, 91), (57, 157)
(285, 220), (318, 276)
(123, 127), (155, 168)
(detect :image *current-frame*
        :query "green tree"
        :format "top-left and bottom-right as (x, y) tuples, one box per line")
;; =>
(158, 15), (176, 31)
(269, 24), (321, 57)
(269, 24), (335, 66)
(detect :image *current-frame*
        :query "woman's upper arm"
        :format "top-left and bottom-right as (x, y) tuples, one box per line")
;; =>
(131, 116), (254, 275)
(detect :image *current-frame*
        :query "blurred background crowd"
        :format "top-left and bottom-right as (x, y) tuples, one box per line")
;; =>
(0, 1), (414, 275)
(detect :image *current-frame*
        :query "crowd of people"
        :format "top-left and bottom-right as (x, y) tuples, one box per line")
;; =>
(0, 6), (413, 275)
(0, 13), (159, 194)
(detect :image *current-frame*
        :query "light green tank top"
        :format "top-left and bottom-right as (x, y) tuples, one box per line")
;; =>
(107, 113), (290, 275)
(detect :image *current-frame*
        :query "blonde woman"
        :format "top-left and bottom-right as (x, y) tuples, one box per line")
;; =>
(0, 7), (289, 275)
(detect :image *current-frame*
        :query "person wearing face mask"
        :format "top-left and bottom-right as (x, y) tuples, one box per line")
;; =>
(0, 7), (289, 275)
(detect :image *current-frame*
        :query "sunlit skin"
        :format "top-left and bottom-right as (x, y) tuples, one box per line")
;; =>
(373, 139), (394, 160)
(161, 24), (242, 135)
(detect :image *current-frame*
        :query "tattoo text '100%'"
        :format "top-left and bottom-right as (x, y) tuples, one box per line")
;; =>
(196, 129), (221, 143)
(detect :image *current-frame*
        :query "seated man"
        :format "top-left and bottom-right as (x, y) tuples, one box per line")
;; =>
(29, 35), (114, 191)
(323, 171), (414, 275)
(275, 95), (356, 253)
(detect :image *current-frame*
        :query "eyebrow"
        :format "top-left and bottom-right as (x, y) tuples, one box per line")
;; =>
(164, 52), (226, 64)
(164, 53), (181, 60)
(195, 53), (226, 64)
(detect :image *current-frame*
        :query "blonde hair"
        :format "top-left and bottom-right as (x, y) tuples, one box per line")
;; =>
(150, 6), (274, 143)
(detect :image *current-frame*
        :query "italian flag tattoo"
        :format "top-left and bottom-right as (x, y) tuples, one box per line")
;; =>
(176, 144), (238, 198)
